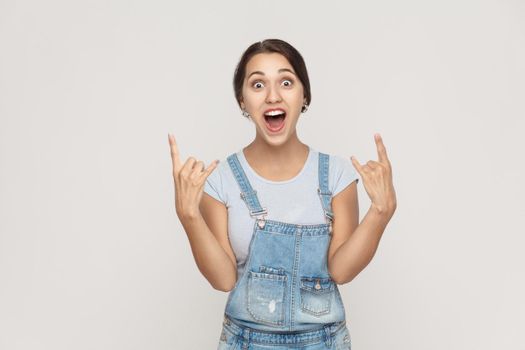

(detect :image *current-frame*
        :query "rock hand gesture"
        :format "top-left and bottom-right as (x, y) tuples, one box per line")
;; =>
(351, 133), (397, 218)
(168, 133), (219, 220)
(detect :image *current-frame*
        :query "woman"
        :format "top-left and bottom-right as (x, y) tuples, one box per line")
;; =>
(168, 38), (397, 349)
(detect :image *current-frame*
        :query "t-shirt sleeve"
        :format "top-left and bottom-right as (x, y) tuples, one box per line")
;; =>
(203, 164), (226, 204)
(330, 154), (360, 197)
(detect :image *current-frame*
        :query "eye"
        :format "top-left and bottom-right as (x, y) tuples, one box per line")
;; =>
(282, 79), (293, 87)
(252, 80), (264, 89)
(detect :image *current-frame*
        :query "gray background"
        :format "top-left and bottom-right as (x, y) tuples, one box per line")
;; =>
(1, 0), (524, 349)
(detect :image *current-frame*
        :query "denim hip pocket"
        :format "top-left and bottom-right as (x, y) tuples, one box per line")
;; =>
(247, 269), (287, 326)
(300, 276), (335, 316)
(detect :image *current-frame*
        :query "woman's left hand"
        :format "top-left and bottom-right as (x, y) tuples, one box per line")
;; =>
(351, 133), (397, 217)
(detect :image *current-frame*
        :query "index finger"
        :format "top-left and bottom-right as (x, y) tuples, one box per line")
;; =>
(168, 133), (182, 172)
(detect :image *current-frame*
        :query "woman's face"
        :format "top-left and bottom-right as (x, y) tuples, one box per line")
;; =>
(240, 52), (305, 145)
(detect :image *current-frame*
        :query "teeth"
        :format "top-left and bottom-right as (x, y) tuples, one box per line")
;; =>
(264, 110), (285, 117)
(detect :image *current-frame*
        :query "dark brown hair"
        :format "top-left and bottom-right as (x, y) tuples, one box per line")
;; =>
(233, 39), (311, 115)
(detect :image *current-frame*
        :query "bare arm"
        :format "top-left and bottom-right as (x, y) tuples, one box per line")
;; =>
(328, 133), (397, 284)
(328, 181), (392, 284)
(168, 133), (236, 292)
(181, 193), (237, 292)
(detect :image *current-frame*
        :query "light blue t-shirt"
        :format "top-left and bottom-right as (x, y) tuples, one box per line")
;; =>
(203, 145), (359, 275)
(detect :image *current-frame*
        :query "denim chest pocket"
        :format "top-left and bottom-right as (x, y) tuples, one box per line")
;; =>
(247, 267), (287, 326)
(300, 276), (335, 316)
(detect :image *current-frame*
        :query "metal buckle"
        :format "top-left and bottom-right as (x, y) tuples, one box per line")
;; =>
(249, 208), (267, 229)
(249, 208), (267, 218)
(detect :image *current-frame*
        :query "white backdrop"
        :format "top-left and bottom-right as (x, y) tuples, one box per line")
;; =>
(1, 0), (524, 349)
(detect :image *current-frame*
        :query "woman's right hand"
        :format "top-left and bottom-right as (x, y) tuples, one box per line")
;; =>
(168, 133), (219, 220)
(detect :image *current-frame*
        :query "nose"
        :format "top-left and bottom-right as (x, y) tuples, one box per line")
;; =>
(265, 85), (282, 104)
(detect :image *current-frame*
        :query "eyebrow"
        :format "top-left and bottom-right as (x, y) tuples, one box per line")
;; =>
(247, 68), (296, 79)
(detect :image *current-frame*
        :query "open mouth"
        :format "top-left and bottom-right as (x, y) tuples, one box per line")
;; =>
(264, 112), (286, 132)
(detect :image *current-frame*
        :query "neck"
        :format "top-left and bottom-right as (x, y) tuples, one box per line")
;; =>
(243, 134), (309, 171)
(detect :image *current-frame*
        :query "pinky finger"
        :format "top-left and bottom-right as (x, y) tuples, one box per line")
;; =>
(200, 160), (220, 180)
(350, 156), (364, 176)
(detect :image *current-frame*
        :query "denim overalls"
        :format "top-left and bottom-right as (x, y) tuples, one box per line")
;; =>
(217, 151), (352, 349)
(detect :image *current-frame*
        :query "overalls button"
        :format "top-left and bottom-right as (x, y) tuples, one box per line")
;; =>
(315, 279), (321, 290)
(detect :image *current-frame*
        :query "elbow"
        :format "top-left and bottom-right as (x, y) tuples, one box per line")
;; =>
(336, 275), (355, 285)
(329, 265), (360, 285)
(211, 273), (237, 292)
(213, 280), (235, 292)
(331, 272), (356, 286)
(329, 260), (347, 285)
(203, 261), (238, 292)
(329, 269), (345, 285)
(330, 257), (373, 285)
(331, 274), (346, 285)
(213, 285), (229, 292)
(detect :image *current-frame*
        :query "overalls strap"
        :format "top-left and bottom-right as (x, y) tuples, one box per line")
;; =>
(227, 153), (268, 223)
(317, 152), (334, 228)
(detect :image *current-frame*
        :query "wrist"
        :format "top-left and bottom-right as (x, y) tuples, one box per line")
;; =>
(370, 202), (395, 218)
(177, 208), (202, 222)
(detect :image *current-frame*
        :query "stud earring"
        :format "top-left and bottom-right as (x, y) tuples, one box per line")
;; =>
(301, 104), (309, 113)
(241, 109), (251, 119)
